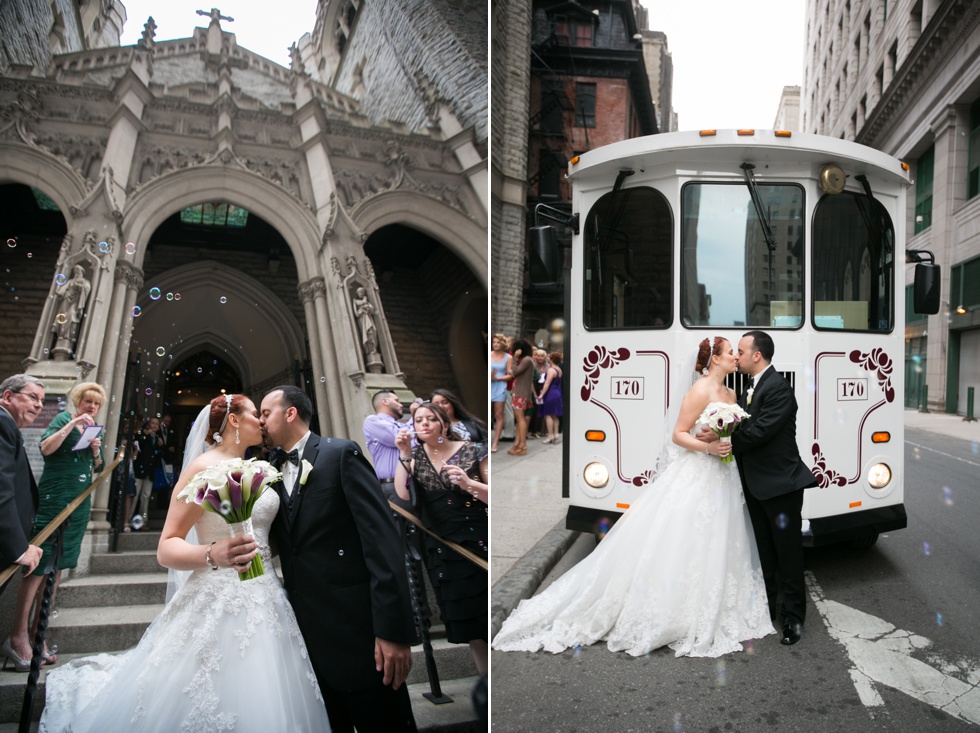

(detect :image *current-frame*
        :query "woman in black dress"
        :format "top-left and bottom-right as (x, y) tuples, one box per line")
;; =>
(394, 402), (488, 675)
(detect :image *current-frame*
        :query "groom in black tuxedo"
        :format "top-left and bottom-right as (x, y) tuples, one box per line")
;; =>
(730, 331), (817, 646)
(260, 386), (418, 732)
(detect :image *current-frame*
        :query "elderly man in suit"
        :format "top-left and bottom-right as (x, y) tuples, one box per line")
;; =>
(0, 375), (45, 586)
(729, 330), (817, 646)
(260, 385), (418, 733)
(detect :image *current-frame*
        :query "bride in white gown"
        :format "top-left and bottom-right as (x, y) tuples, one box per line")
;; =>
(40, 394), (330, 732)
(492, 337), (775, 658)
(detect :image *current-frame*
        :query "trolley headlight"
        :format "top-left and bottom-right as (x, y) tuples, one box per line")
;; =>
(583, 462), (610, 488)
(867, 463), (892, 489)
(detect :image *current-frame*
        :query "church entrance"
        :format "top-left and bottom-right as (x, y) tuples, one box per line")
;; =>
(127, 202), (311, 430)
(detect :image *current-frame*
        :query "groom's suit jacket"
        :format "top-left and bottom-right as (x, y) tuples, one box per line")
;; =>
(273, 432), (416, 692)
(731, 367), (817, 500)
(0, 406), (38, 572)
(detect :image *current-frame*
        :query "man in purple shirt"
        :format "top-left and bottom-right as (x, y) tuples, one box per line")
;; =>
(363, 390), (413, 502)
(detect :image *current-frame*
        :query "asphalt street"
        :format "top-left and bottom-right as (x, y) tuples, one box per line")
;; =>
(489, 410), (980, 731)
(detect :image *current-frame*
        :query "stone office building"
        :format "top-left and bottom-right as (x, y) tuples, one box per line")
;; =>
(0, 0), (487, 536)
(802, 0), (980, 414)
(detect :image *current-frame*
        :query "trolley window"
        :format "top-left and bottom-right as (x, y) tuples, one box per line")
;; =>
(680, 182), (805, 328)
(583, 186), (672, 329)
(812, 192), (895, 332)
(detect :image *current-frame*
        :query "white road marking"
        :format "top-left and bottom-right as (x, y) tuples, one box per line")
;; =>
(807, 572), (980, 725)
(906, 441), (980, 469)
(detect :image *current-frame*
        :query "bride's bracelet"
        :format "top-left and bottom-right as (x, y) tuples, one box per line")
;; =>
(205, 541), (219, 571)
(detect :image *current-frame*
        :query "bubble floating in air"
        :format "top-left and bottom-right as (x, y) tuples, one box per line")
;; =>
(6, 238), (15, 248)
(125, 242), (136, 255)
(149, 287), (161, 300)
(174, 293), (181, 301)
(55, 313), (68, 325)
(166, 292), (174, 301)
(54, 273), (66, 286)
(132, 305), (142, 317)
(99, 241), (110, 253)
(156, 347), (166, 357)
(219, 296), (228, 304)
(145, 388), (153, 395)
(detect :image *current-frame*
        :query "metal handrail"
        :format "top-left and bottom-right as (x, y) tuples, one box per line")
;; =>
(387, 501), (488, 571)
(0, 449), (125, 588)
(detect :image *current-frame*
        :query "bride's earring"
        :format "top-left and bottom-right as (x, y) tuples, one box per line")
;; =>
(235, 427), (240, 445)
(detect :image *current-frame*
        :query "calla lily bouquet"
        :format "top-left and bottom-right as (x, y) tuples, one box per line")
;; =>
(698, 403), (751, 464)
(176, 457), (282, 580)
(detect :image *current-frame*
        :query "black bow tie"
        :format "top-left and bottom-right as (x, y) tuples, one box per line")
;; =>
(275, 448), (299, 467)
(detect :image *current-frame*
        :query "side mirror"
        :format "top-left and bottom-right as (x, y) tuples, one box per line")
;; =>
(913, 262), (940, 315)
(529, 225), (561, 284)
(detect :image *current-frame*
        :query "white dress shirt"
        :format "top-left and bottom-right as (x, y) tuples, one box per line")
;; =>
(281, 430), (311, 496)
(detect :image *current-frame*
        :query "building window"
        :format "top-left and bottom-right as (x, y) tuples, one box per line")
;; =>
(950, 257), (980, 312)
(969, 98), (980, 199)
(914, 145), (934, 234)
(538, 150), (564, 200)
(539, 79), (565, 135)
(574, 83), (596, 128)
(180, 203), (249, 228)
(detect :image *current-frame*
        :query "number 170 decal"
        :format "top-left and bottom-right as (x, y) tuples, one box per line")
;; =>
(837, 378), (868, 401)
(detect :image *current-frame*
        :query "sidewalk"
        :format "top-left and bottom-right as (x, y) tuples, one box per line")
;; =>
(490, 409), (980, 637)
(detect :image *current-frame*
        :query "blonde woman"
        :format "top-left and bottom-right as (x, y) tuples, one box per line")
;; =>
(489, 333), (511, 452)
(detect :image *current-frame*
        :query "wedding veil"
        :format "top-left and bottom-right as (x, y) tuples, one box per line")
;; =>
(651, 338), (703, 479)
(165, 404), (212, 601)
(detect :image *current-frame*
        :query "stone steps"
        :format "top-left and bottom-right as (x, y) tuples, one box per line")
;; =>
(0, 637), (478, 725)
(55, 572), (168, 608)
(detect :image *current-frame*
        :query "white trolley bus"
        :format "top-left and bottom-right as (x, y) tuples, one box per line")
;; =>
(530, 129), (940, 547)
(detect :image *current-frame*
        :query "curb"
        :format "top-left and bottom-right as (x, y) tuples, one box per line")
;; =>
(490, 518), (580, 639)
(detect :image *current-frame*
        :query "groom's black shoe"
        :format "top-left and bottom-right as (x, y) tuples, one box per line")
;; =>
(780, 621), (802, 645)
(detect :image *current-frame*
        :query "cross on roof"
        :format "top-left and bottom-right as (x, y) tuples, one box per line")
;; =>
(196, 8), (234, 27)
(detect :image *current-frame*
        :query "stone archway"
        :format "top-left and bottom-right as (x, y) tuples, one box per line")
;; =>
(353, 191), (488, 289)
(128, 259), (307, 399)
(122, 167), (321, 279)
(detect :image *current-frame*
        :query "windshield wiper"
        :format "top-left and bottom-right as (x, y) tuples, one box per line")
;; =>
(740, 162), (777, 252)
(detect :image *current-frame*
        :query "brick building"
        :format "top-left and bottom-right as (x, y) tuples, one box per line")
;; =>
(492, 0), (660, 343)
(802, 0), (980, 415)
(0, 0), (487, 538)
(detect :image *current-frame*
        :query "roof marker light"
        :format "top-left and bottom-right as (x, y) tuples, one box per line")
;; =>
(775, 130), (792, 138)
(570, 156), (580, 165)
(699, 129), (717, 137)
(737, 129), (755, 136)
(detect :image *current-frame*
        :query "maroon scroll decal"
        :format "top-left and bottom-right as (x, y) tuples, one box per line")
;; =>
(849, 348), (895, 403)
(811, 442), (847, 489)
(581, 346), (631, 401)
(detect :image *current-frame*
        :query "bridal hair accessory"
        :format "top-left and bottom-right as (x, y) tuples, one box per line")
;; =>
(213, 394), (234, 444)
(176, 457), (282, 581)
(697, 402), (750, 463)
(701, 337), (715, 375)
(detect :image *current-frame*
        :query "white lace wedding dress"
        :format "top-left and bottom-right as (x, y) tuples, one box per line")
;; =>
(493, 418), (775, 658)
(40, 490), (330, 732)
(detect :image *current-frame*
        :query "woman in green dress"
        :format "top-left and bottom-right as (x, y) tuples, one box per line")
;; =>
(4, 382), (104, 670)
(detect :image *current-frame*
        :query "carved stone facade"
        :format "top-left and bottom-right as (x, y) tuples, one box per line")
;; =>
(0, 2), (487, 546)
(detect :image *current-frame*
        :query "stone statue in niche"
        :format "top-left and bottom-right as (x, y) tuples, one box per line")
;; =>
(51, 263), (91, 359)
(352, 286), (383, 373)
